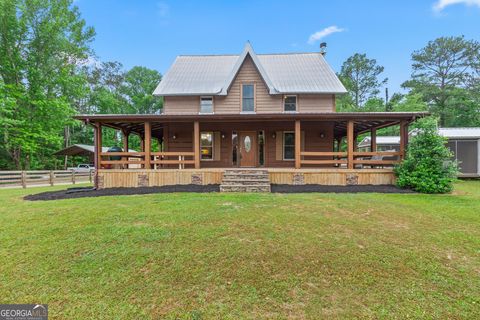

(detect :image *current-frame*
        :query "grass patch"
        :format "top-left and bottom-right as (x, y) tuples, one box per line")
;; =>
(1, 181), (479, 318)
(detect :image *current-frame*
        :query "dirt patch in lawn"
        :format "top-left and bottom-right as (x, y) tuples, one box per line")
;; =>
(271, 184), (414, 193)
(24, 185), (220, 201)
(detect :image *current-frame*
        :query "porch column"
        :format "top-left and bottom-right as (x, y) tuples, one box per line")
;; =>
(95, 123), (102, 170)
(347, 120), (354, 169)
(144, 122), (151, 169)
(122, 129), (129, 152)
(295, 120), (301, 169)
(370, 128), (377, 152)
(194, 121), (200, 169)
(399, 121), (407, 160)
(122, 129), (130, 169)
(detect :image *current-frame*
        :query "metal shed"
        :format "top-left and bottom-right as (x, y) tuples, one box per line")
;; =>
(440, 128), (480, 177)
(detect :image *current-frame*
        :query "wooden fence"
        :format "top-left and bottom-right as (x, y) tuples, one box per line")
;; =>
(0, 170), (94, 188)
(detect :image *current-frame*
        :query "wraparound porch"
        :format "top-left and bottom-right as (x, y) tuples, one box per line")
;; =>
(74, 112), (426, 188)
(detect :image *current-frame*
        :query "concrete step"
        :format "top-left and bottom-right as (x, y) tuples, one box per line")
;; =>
(220, 184), (271, 192)
(222, 174), (269, 180)
(221, 179), (270, 186)
(224, 169), (269, 175)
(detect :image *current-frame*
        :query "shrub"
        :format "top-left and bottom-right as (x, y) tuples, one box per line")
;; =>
(394, 117), (458, 193)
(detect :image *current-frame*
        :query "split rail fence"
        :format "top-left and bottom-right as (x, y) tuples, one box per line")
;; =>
(0, 170), (94, 188)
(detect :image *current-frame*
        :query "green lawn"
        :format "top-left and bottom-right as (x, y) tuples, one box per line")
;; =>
(1, 182), (479, 319)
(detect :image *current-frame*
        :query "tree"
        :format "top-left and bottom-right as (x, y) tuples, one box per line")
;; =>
(0, 0), (94, 169)
(338, 53), (388, 109)
(402, 36), (480, 126)
(395, 117), (457, 193)
(121, 66), (162, 114)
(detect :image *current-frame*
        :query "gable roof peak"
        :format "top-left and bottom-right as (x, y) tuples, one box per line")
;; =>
(220, 42), (278, 95)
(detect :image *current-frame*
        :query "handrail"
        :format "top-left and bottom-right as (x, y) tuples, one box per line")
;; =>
(300, 151), (347, 157)
(353, 151), (401, 157)
(100, 152), (145, 157)
(151, 152), (195, 156)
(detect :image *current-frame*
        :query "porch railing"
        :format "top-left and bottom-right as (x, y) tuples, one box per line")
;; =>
(300, 152), (348, 165)
(99, 151), (195, 169)
(300, 151), (401, 168)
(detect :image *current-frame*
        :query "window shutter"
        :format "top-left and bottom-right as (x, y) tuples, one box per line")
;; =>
(276, 131), (283, 161)
(214, 131), (221, 161)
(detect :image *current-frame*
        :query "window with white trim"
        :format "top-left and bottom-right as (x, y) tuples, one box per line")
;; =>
(200, 96), (213, 114)
(283, 132), (295, 160)
(284, 95), (297, 112)
(242, 84), (254, 112)
(200, 132), (214, 160)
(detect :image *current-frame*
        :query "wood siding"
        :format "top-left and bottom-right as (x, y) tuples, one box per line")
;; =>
(164, 121), (334, 168)
(163, 56), (335, 114)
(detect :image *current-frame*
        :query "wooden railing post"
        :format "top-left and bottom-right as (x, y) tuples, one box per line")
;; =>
(122, 129), (130, 169)
(49, 171), (54, 186)
(194, 121), (200, 169)
(144, 122), (151, 169)
(21, 171), (26, 188)
(295, 120), (301, 169)
(400, 121), (407, 160)
(371, 128), (377, 152)
(72, 171), (76, 184)
(347, 121), (354, 169)
(89, 170), (92, 183)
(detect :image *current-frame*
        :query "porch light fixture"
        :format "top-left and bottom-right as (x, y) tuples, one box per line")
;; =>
(271, 133), (276, 139)
(221, 132), (225, 139)
(319, 132), (325, 138)
(172, 134), (177, 140)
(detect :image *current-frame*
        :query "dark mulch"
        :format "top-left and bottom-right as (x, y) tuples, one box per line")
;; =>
(271, 184), (414, 193)
(24, 185), (220, 201)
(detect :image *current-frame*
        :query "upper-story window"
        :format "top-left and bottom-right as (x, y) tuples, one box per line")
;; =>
(200, 96), (213, 114)
(242, 84), (255, 112)
(284, 95), (297, 112)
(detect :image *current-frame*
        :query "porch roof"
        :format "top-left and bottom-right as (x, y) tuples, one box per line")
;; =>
(74, 112), (428, 139)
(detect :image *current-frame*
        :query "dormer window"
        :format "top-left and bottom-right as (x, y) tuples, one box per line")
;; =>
(242, 84), (255, 112)
(200, 96), (213, 114)
(284, 95), (297, 112)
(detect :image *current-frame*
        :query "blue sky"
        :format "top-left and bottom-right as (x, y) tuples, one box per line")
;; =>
(76, 0), (480, 94)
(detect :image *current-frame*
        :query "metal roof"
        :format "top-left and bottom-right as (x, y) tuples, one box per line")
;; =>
(438, 127), (480, 139)
(153, 42), (347, 96)
(358, 136), (400, 148)
(54, 144), (136, 156)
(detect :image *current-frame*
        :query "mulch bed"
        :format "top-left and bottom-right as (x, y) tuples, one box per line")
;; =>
(271, 184), (414, 193)
(24, 185), (220, 201)
(24, 184), (414, 201)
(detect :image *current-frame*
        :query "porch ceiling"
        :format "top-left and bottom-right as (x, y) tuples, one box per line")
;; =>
(75, 112), (428, 138)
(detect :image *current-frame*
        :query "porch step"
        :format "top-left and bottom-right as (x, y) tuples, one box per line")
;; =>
(220, 184), (271, 192)
(220, 169), (271, 193)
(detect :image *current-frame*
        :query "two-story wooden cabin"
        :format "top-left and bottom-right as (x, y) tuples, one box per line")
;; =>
(75, 43), (426, 190)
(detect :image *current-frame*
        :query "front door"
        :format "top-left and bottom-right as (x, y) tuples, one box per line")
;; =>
(239, 131), (257, 167)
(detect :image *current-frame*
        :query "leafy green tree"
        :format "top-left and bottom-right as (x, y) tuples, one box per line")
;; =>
(392, 93), (428, 112)
(0, 0), (94, 169)
(338, 53), (388, 109)
(121, 66), (162, 114)
(402, 36), (480, 126)
(395, 117), (457, 193)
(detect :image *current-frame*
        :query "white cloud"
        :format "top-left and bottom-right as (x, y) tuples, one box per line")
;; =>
(307, 26), (345, 45)
(433, 0), (480, 11)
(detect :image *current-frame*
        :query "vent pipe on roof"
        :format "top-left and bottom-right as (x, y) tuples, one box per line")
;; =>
(320, 42), (327, 56)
